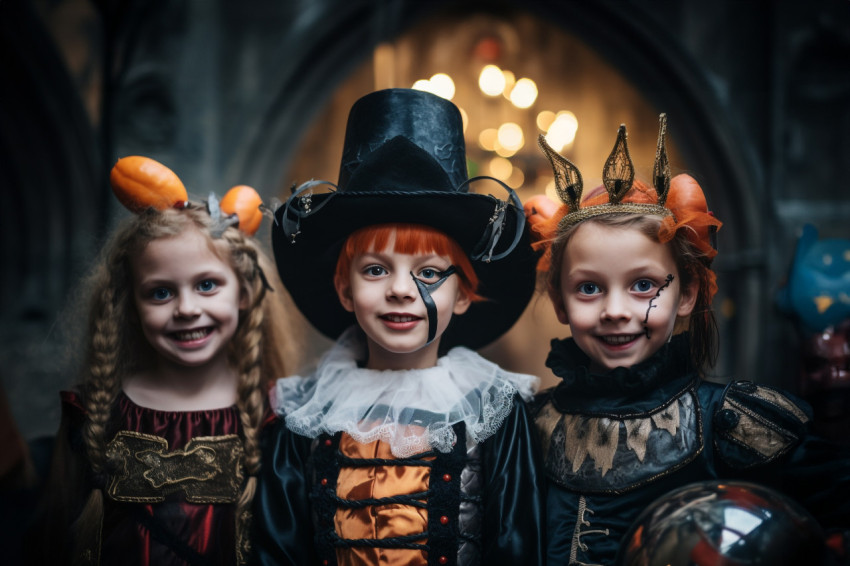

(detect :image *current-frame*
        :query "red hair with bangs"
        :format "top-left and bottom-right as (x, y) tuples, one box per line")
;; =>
(334, 223), (484, 302)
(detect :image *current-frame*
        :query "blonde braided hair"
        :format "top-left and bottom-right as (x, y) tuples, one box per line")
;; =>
(72, 202), (297, 561)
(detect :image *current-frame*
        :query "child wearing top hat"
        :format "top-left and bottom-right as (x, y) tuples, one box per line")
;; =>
(250, 88), (545, 565)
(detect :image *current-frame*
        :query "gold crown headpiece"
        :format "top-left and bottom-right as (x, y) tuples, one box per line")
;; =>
(538, 113), (673, 230)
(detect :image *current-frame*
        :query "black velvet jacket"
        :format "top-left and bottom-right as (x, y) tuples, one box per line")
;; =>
(250, 395), (545, 566)
(536, 334), (850, 565)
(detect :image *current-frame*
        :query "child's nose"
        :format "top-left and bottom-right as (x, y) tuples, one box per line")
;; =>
(388, 272), (417, 300)
(601, 292), (631, 321)
(174, 294), (202, 318)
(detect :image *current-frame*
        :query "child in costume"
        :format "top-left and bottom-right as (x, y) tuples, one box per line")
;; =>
(252, 88), (545, 565)
(29, 157), (294, 566)
(526, 116), (850, 565)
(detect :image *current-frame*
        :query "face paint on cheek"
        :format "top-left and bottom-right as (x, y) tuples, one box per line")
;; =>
(643, 274), (675, 339)
(411, 266), (458, 345)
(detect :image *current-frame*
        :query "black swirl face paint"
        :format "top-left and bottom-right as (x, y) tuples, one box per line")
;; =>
(643, 274), (674, 339)
(411, 266), (457, 345)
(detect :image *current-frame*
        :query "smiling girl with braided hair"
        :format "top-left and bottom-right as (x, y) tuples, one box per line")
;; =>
(28, 157), (295, 566)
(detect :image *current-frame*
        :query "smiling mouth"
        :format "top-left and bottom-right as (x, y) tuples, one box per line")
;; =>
(380, 314), (422, 323)
(170, 328), (212, 342)
(599, 334), (640, 345)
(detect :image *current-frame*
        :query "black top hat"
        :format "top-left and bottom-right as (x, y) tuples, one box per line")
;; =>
(273, 88), (537, 350)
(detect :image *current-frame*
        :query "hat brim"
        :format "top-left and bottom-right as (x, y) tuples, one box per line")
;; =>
(272, 190), (538, 351)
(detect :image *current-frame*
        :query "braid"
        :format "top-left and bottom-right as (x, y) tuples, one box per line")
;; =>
(72, 257), (129, 552)
(219, 232), (269, 561)
(82, 278), (124, 476)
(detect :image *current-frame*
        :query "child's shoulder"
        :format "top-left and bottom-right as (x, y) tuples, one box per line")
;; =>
(701, 379), (813, 470)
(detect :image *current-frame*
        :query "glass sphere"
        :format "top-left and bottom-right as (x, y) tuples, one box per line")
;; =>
(618, 480), (826, 566)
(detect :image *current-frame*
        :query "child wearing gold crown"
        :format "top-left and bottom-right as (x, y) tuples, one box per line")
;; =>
(527, 116), (850, 565)
(26, 158), (296, 566)
(251, 88), (545, 565)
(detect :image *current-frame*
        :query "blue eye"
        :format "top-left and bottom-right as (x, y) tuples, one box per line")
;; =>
(197, 279), (217, 293)
(578, 282), (600, 295)
(419, 268), (438, 280)
(151, 287), (172, 301)
(632, 279), (654, 293)
(365, 265), (386, 277)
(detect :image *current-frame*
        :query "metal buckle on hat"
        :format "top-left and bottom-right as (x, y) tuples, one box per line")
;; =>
(300, 192), (312, 214)
(461, 175), (526, 264)
(481, 200), (507, 263)
(280, 179), (337, 243)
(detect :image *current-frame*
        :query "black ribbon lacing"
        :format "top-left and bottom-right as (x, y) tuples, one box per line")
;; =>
(313, 422), (469, 565)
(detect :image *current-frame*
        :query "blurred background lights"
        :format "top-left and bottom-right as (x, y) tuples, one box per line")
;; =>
(544, 111), (579, 151)
(428, 73), (455, 99)
(488, 156), (513, 181)
(479, 64), (506, 96)
(509, 77), (538, 108)
(507, 166), (525, 188)
(412, 73), (456, 100)
(494, 143), (518, 158)
(458, 106), (468, 133)
(497, 122), (524, 151)
(536, 110), (556, 132)
(501, 70), (516, 99)
(478, 128), (498, 151)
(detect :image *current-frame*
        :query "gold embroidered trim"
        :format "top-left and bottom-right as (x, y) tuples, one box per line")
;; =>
(722, 398), (795, 459)
(106, 431), (244, 503)
(624, 418), (652, 461)
(569, 496), (607, 566)
(585, 418), (619, 476)
(650, 399), (680, 436)
(535, 401), (563, 463)
(236, 508), (251, 566)
(559, 401), (682, 477)
(751, 385), (810, 423)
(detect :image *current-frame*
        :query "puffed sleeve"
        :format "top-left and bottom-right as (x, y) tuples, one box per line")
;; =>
(480, 395), (546, 565)
(712, 380), (850, 531)
(250, 415), (318, 566)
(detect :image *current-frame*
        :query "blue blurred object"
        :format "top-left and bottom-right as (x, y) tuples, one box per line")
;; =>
(617, 480), (826, 566)
(776, 224), (850, 335)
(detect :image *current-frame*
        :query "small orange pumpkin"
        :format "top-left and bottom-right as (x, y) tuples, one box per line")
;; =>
(110, 156), (188, 213)
(220, 185), (263, 236)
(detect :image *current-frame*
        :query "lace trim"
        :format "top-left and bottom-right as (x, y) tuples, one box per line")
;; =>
(272, 327), (538, 458)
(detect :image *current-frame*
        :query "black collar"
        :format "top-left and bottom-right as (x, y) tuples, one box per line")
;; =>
(545, 333), (698, 416)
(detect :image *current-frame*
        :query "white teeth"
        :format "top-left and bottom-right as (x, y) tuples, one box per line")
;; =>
(601, 335), (637, 345)
(173, 329), (209, 341)
(385, 315), (416, 322)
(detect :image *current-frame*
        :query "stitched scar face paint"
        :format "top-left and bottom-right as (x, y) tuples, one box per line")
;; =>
(557, 222), (689, 373)
(339, 246), (469, 370)
(643, 274), (675, 339)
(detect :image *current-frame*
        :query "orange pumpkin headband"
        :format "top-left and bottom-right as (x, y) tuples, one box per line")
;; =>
(109, 156), (265, 236)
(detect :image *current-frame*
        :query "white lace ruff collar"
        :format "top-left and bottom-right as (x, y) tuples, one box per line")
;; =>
(272, 327), (538, 458)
